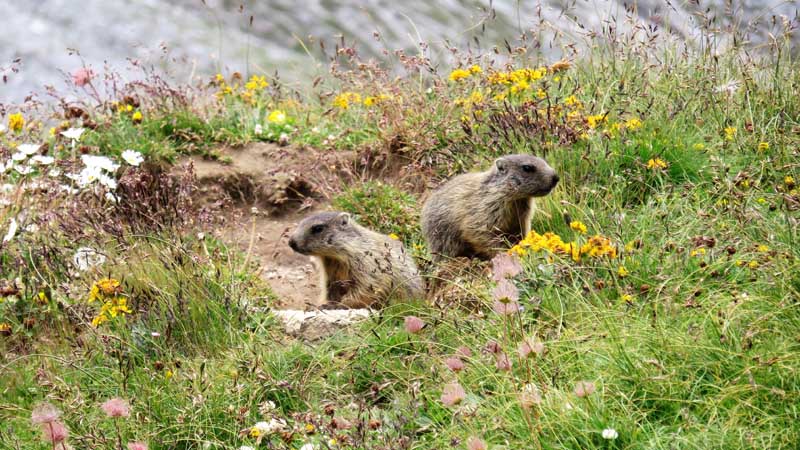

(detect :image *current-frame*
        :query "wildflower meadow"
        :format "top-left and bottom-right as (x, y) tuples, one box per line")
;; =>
(1, 5), (799, 450)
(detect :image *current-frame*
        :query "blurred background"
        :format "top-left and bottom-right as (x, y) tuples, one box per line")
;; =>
(1, 0), (797, 103)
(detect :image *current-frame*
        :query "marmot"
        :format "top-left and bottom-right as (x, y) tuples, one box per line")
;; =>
(288, 211), (424, 308)
(422, 154), (559, 260)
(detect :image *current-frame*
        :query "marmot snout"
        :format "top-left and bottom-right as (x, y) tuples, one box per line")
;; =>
(289, 211), (424, 309)
(421, 154), (558, 260)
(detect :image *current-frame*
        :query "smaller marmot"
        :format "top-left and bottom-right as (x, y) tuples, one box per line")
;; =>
(422, 154), (559, 260)
(288, 211), (424, 309)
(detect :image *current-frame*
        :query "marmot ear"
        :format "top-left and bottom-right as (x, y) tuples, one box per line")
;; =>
(495, 158), (507, 172)
(338, 212), (351, 225)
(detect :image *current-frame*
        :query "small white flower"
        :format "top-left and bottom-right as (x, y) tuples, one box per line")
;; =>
(105, 192), (118, 203)
(151, 332), (161, 338)
(11, 152), (27, 162)
(48, 168), (61, 178)
(3, 217), (17, 243)
(239, 447), (255, 450)
(18, 143), (40, 155)
(311, 127), (320, 133)
(61, 127), (85, 141)
(1, 184), (13, 193)
(30, 155), (55, 165)
(299, 444), (316, 450)
(602, 428), (619, 440)
(72, 247), (106, 271)
(98, 173), (118, 190)
(251, 418), (287, 435)
(81, 154), (120, 173)
(0, 124), (6, 133)
(24, 223), (39, 233)
(77, 166), (102, 187)
(121, 149), (144, 166)
(14, 165), (33, 175)
(254, 124), (263, 135)
(0, 161), (13, 173)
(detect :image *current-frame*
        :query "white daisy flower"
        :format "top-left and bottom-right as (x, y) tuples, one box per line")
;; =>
(61, 127), (85, 141)
(81, 154), (120, 173)
(121, 149), (144, 166)
(11, 152), (27, 162)
(254, 124), (263, 136)
(98, 173), (117, 190)
(14, 165), (33, 175)
(30, 155), (55, 165)
(18, 143), (40, 155)
(105, 192), (119, 203)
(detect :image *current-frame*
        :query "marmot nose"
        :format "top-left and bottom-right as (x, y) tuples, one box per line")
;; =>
(288, 238), (299, 252)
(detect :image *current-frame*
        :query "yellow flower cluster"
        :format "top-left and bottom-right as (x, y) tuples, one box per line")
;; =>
(245, 75), (268, 91)
(88, 278), (131, 327)
(724, 126), (737, 141)
(757, 142), (769, 152)
(333, 92), (362, 109)
(8, 113), (24, 132)
(267, 110), (287, 124)
(586, 114), (607, 129)
(569, 220), (588, 234)
(488, 67), (547, 86)
(646, 158), (669, 170)
(449, 65), (482, 82)
(510, 230), (618, 262)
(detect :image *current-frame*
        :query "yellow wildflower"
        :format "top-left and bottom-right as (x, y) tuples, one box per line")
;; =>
(448, 68), (471, 82)
(96, 278), (121, 296)
(165, 369), (174, 379)
(724, 126), (736, 141)
(250, 427), (261, 438)
(693, 143), (705, 151)
(569, 221), (588, 234)
(757, 142), (769, 152)
(617, 266), (629, 277)
(621, 294), (633, 303)
(388, 233), (400, 240)
(333, 92), (362, 109)
(646, 158), (668, 170)
(0, 323), (10, 333)
(586, 114), (606, 129)
(131, 111), (143, 123)
(305, 423), (316, 433)
(624, 118), (643, 131)
(469, 90), (484, 104)
(245, 75), (268, 91)
(214, 73), (225, 84)
(785, 175), (795, 187)
(757, 245), (770, 253)
(564, 95), (581, 108)
(510, 80), (530, 94)
(536, 89), (547, 99)
(748, 260), (759, 269)
(469, 65), (482, 74)
(690, 248), (706, 257)
(267, 110), (287, 124)
(8, 113), (24, 132)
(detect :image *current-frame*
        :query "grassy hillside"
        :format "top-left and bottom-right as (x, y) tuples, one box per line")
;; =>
(1, 26), (799, 449)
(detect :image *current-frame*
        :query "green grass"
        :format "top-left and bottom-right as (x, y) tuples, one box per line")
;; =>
(2, 31), (800, 450)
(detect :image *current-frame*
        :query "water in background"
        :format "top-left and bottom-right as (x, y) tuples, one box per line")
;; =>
(1, 0), (797, 103)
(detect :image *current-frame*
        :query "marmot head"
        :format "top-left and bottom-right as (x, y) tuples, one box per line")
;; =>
(491, 154), (559, 198)
(288, 211), (359, 257)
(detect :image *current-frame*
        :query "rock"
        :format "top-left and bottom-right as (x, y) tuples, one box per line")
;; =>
(272, 309), (371, 340)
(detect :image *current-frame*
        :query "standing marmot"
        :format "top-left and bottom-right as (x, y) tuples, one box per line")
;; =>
(288, 211), (424, 309)
(422, 154), (559, 260)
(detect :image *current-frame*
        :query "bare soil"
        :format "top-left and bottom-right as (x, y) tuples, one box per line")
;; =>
(184, 142), (354, 309)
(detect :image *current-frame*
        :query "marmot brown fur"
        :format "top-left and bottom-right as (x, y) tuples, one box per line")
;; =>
(288, 211), (424, 308)
(421, 154), (559, 260)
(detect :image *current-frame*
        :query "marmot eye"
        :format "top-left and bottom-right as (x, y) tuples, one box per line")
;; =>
(311, 224), (325, 234)
(521, 164), (536, 173)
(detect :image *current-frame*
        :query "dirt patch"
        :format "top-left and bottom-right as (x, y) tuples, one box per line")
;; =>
(184, 142), (354, 309)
